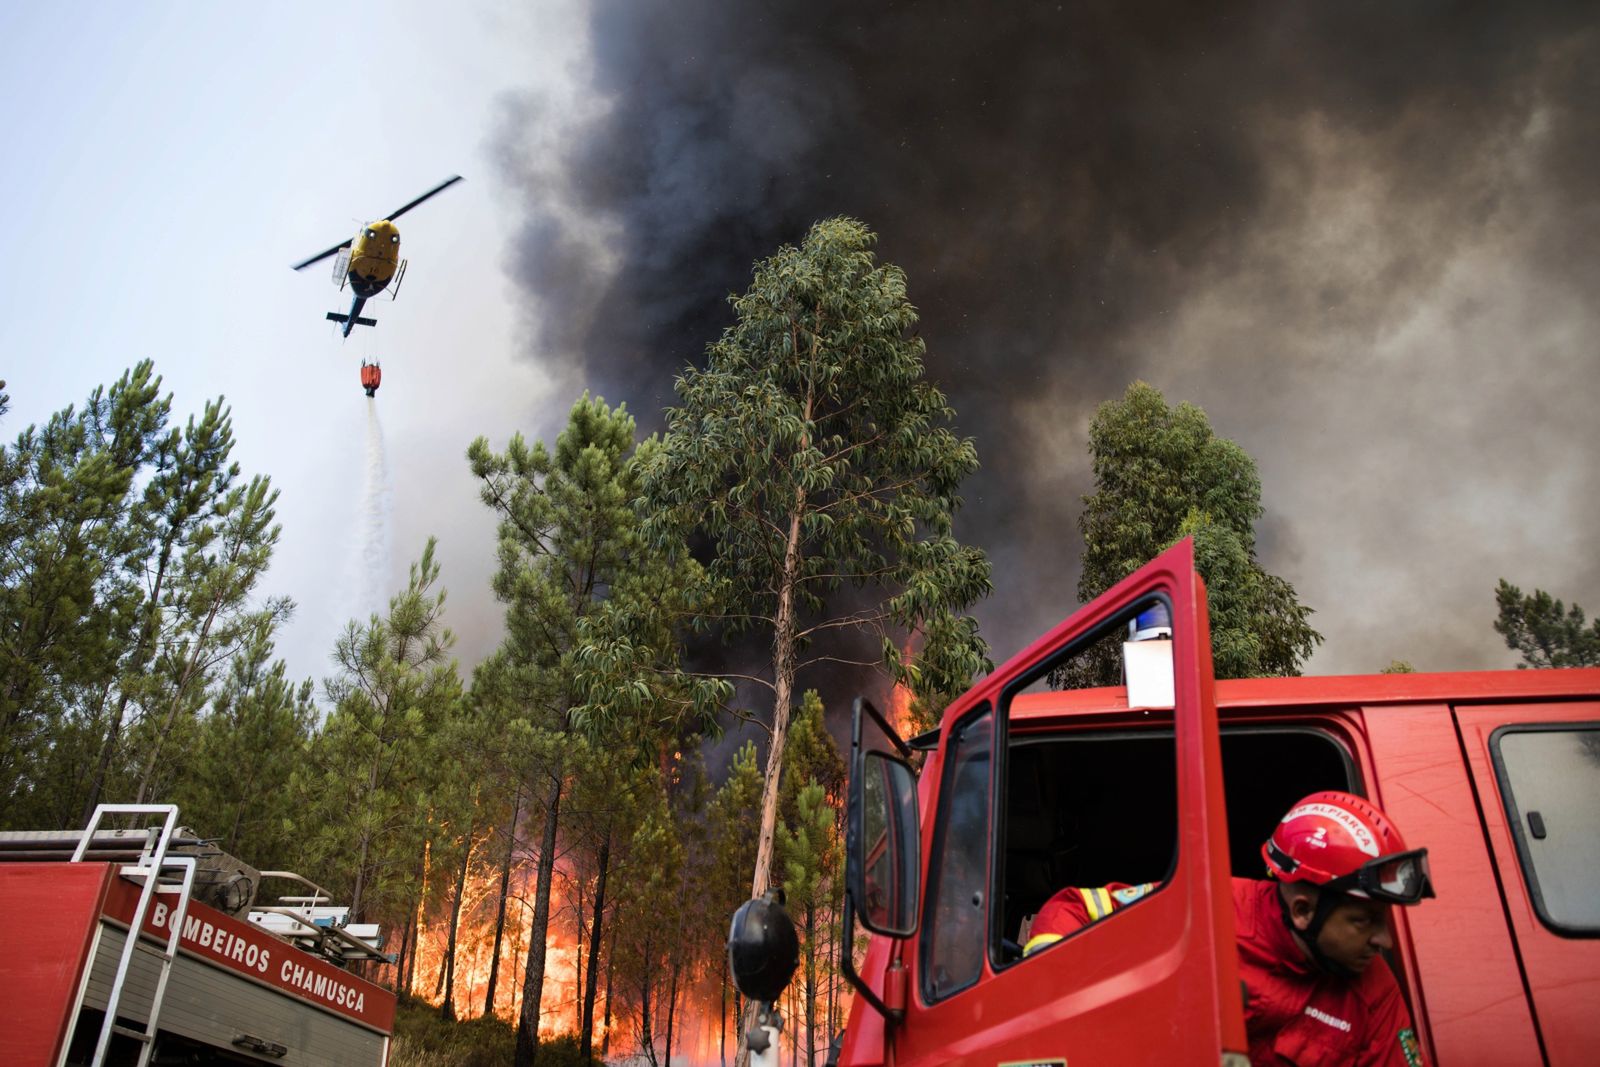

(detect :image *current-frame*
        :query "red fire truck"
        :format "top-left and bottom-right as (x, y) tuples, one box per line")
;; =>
(729, 539), (1600, 1066)
(0, 805), (396, 1066)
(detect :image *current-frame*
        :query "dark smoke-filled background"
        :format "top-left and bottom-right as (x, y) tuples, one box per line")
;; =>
(491, 1), (1600, 675)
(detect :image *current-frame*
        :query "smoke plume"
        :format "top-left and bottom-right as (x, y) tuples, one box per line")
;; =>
(493, 1), (1600, 675)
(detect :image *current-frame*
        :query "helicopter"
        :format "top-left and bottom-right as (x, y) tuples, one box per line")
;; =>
(292, 175), (462, 336)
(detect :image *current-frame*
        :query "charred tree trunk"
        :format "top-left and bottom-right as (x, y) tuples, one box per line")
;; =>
(515, 768), (564, 1067)
(393, 914), (412, 995)
(602, 922), (617, 1059)
(440, 822), (474, 1021)
(803, 900), (816, 1067)
(484, 792), (520, 1018)
(720, 952), (729, 1067)
(665, 957), (682, 1067)
(640, 934), (657, 1067)
(579, 829), (611, 1061)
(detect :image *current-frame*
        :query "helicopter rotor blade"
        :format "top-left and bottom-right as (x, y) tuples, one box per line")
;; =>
(292, 238), (353, 272)
(383, 175), (464, 222)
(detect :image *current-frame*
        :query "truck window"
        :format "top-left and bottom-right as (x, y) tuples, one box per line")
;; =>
(998, 604), (1180, 964)
(1001, 725), (1353, 961)
(920, 704), (993, 1003)
(1491, 724), (1600, 934)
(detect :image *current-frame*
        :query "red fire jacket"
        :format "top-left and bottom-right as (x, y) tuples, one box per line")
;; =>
(1025, 879), (1424, 1066)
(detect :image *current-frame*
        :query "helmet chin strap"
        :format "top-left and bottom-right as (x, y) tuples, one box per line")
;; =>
(1278, 885), (1358, 980)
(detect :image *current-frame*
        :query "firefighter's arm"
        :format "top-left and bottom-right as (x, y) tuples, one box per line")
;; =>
(1022, 888), (1094, 955)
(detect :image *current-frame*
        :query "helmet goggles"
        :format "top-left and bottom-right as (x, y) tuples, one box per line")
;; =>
(1321, 848), (1435, 905)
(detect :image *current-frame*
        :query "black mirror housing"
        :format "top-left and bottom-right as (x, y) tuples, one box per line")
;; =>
(727, 889), (800, 1004)
(846, 698), (921, 939)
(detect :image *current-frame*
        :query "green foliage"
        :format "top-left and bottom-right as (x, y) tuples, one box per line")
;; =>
(390, 996), (529, 1067)
(165, 616), (315, 871)
(470, 394), (714, 751)
(1381, 659), (1417, 674)
(0, 363), (168, 819)
(781, 691), (846, 810)
(778, 781), (836, 913)
(1077, 381), (1321, 680)
(644, 217), (990, 907)
(470, 394), (711, 1065)
(644, 216), (992, 708)
(1494, 579), (1600, 668)
(0, 363), (294, 830)
(711, 741), (763, 905)
(291, 538), (461, 922)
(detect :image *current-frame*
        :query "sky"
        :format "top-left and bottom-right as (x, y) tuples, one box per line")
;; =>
(4, 2), (1598, 708)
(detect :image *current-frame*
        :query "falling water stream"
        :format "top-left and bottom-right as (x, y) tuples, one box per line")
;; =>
(360, 398), (393, 618)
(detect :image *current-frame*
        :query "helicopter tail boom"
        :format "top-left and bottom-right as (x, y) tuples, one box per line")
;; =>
(327, 295), (376, 337)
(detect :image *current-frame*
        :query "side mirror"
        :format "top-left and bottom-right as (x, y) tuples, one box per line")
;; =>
(846, 698), (920, 938)
(727, 889), (800, 1004)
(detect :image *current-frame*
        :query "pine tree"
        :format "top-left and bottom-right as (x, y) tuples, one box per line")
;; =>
(469, 393), (709, 1067)
(166, 616), (315, 871)
(1494, 580), (1600, 668)
(0, 364), (169, 823)
(292, 539), (461, 924)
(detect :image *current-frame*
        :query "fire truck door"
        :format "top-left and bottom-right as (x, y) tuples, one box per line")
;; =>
(892, 539), (1247, 1067)
(1456, 703), (1600, 1066)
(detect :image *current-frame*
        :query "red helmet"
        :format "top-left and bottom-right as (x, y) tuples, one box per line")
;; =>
(1262, 791), (1434, 905)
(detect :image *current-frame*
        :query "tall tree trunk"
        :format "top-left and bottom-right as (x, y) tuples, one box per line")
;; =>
(579, 829), (611, 1060)
(440, 822), (474, 1021)
(640, 935), (656, 1067)
(395, 914), (413, 996)
(602, 922), (617, 1058)
(515, 768), (564, 1067)
(738, 491), (807, 1067)
(720, 952), (729, 1067)
(82, 524), (184, 825)
(825, 905), (837, 1038)
(80, 685), (126, 825)
(484, 792), (521, 1018)
(803, 901), (816, 1067)
(349, 710), (393, 924)
(134, 592), (228, 804)
(668, 957), (684, 1067)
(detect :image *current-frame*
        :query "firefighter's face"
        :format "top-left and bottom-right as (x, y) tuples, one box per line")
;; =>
(1310, 896), (1395, 973)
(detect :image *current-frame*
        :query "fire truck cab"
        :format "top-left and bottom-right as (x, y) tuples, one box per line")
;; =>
(738, 539), (1600, 1066)
(0, 805), (396, 1067)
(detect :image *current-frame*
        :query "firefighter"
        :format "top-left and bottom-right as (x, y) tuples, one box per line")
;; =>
(1026, 791), (1433, 1067)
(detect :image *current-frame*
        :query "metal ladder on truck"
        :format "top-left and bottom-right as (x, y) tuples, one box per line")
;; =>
(74, 804), (198, 1067)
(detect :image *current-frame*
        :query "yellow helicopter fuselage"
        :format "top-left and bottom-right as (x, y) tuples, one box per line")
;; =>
(346, 219), (402, 298)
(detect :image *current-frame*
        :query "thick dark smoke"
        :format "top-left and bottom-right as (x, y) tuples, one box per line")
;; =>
(494, 1), (1600, 684)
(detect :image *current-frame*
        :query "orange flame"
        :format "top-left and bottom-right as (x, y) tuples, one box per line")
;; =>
(888, 634), (917, 737)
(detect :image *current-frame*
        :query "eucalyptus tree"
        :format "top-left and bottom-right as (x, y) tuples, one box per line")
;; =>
(1075, 381), (1320, 681)
(642, 216), (992, 906)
